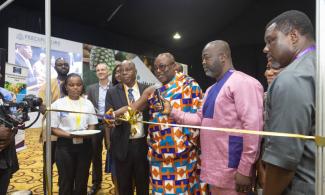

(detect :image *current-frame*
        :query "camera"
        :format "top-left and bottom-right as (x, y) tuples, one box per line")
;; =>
(0, 94), (43, 128)
(17, 94), (43, 112)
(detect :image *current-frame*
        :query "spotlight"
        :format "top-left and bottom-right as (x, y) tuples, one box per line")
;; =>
(173, 32), (181, 40)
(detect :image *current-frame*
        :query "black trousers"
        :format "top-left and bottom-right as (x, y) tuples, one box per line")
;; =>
(90, 124), (104, 187)
(43, 141), (56, 194)
(115, 138), (149, 195)
(0, 142), (18, 195)
(0, 168), (11, 195)
(55, 138), (92, 195)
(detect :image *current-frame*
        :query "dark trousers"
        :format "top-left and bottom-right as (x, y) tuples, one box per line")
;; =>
(43, 141), (56, 194)
(115, 138), (149, 195)
(90, 124), (104, 187)
(0, 168), (11, 195)
(55, 138), (92, 195)
(0, 142), (18, 195)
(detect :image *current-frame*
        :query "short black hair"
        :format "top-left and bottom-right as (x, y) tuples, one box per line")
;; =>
(266, 10), (314, 40)
(55, 57), (68, 66)
(61, 73), (85, 96)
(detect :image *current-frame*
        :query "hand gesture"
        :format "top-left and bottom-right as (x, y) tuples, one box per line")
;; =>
(235, 171), (252, 193)
(155, 96), (171, 115)
(153, 90), (172, 115)
(104, 108), (116, 127)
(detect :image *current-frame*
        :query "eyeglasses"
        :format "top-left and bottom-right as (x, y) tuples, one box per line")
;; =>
(153, 63), (172, 72)
(270, 62), (282, 70)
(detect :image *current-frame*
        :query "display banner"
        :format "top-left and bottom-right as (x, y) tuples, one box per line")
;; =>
(7, 28), (190, 151)
(7, 28), (83, 150)
(8, 27), (83, 94)
(4, 62), (28, 151)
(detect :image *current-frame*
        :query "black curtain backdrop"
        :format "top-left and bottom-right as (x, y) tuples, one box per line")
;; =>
(1, 4), (314, 91)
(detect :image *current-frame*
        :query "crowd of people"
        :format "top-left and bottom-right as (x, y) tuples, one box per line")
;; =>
(0, 10), (316, 195)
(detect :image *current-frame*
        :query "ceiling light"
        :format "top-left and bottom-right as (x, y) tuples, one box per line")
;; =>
(173, 32), (181, 40)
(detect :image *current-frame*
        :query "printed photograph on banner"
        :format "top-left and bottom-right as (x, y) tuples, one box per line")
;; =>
(4, 62), (27, 102)
(14, 43), (82, 93)
(4, 62), (28, 151)
(83, 44), (160, 86)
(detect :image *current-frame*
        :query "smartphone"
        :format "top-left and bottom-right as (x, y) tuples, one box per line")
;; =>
(154, 89), (164, 112)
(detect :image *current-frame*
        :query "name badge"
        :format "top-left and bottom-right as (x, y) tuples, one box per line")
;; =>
(72, 137), (83, 144)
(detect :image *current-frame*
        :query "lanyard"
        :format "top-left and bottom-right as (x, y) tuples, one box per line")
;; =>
(57, 79), (63, 98)
(294, 45), (316, 60)
(67, 97), (82, 129)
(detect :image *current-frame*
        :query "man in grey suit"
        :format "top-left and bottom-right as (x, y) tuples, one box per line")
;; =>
(262, 10), (315, 195)
(105, 60), (149, 195)
(86, 63), (112, 195)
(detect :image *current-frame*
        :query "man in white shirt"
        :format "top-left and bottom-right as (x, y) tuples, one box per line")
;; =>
(86, 63), (112, 195)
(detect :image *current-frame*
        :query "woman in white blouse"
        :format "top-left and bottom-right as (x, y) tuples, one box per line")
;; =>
(51, 73), (98, 195)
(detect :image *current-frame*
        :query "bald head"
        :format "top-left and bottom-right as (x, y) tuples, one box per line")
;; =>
(155, 53), (175, 65)
(202, 40), (233, 80)
(154, 52), (177, 84)
(121, 60), (136, 68)
(203, 40), (231, 59)
(120, 60), (137, 87)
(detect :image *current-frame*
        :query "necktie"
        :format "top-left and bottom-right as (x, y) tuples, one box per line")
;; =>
(128, 88), (137, 136)
(128, 88), (135, 103)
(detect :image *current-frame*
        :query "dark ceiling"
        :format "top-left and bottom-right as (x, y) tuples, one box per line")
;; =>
(9, 0), (315, 51)
(1, 0), (315, 89)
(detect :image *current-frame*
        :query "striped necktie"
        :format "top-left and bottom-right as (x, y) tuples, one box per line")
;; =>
(128, 88), (135, 103)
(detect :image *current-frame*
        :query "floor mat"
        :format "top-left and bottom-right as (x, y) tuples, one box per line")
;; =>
(8, 128), (116, 195)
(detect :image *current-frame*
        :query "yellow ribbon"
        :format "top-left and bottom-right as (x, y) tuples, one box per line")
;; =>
(118, 107), (325, 146)
(120, 107), (140, 126)
(44, 107), (325, 146)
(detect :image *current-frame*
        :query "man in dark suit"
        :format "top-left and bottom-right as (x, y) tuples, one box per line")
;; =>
(86, 63), (113, 195)
(105, 60), (149, 195)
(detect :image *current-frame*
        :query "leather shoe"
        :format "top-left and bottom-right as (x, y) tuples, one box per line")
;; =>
(88, 185), (101, 195)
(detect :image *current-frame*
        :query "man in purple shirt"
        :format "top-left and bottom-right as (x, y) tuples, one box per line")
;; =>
(165, 40), (264, 194)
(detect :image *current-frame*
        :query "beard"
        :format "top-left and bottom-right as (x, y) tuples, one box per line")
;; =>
(205, 61), (223, 79)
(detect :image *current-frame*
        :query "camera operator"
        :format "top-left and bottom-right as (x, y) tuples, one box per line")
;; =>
(0, 86), (19, 195)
